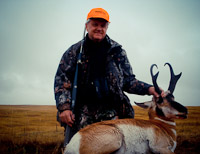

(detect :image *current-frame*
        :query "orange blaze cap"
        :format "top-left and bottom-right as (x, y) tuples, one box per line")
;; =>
(87, 8), (110, 23)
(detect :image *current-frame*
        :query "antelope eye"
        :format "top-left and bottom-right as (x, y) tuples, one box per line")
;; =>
(157, 97), (163, 104)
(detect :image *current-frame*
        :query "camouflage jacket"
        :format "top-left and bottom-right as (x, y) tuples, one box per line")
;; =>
(54, 35), (152, 130)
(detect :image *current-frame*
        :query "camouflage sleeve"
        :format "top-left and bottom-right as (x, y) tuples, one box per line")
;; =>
(118, 48), (153, 95)
(54, 46), (76, 112)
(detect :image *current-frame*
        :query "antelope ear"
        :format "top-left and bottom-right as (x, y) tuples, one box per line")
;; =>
(134, 101), (154, 109)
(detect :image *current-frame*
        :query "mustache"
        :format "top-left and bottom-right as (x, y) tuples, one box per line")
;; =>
(94, 30), (104, 34)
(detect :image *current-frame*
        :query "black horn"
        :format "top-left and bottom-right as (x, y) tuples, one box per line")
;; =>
(150, 64), (162, 95)
(164, 63), (182, 94)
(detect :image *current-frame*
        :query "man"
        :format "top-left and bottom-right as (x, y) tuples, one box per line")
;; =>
(54, 8), (162, 142)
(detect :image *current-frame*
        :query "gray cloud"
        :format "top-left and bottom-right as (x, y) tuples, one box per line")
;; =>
(0, 0), (199, 106)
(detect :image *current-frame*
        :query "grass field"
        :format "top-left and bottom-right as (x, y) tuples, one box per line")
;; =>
(0, 105), (200, 154)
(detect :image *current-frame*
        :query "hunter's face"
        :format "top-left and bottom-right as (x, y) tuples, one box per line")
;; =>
(86, 18), (108, 42)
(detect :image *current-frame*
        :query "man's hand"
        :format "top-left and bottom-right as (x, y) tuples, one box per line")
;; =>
(148, 86), (166, 98)
(59, 110), (75, 127)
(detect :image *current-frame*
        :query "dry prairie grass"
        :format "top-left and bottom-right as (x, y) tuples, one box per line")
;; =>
(0, 105), (199, 153)
(0, 105), (64, 153)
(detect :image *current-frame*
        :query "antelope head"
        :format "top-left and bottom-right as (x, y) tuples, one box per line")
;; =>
(135, 63), (188, 121)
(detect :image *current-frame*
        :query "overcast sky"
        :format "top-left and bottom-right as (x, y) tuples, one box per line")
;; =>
(0, 0), (199, 106)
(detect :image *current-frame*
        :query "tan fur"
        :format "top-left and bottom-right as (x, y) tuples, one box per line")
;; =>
(76, 117), (176, 154)
(148, 106), (177, 141)
(79, 123), (123, 154)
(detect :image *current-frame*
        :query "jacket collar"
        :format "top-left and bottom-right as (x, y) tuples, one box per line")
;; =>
(83, 34), (122, 54)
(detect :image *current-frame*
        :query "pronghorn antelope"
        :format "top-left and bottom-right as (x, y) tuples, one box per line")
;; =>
(64, 63), (188, 154)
